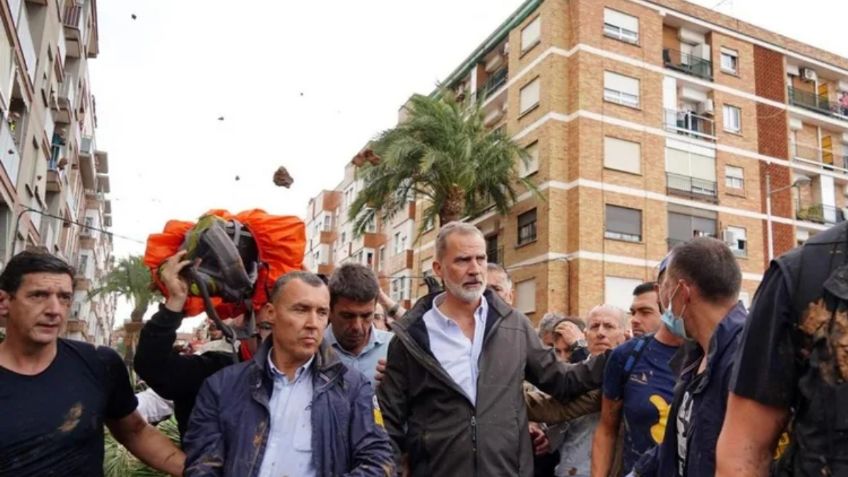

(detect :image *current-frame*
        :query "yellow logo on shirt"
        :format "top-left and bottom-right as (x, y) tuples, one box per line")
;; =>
(372, 395), (384, 428)
(649, 394), (671, 443)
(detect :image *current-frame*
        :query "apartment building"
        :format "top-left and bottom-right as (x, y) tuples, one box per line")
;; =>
(307, 0), (848, 320)
(0, 0), (114, 345)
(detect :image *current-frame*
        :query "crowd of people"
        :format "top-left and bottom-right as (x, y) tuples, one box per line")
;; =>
(1, 218), (847, 476)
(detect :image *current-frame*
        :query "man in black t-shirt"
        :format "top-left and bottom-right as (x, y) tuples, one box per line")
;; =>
(717, 221), (848, 476)
(0, 251), (184, 477)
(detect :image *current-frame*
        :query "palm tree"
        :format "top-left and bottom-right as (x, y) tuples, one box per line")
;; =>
(90, 255), (159, 371)
(348, 90), (537, 235)
(104, 417), (179, 477)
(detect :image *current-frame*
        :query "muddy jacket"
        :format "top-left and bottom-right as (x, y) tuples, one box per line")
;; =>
(183, 339), (394, 477)
(633, 303), (746, 477)
(776, 221), (848, 475)
(377, 290), (607, 477)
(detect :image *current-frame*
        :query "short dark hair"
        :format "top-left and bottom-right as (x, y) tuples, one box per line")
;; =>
(0, 251), (75, 294)
(633, 282), (657, 296)
(328, 263), (379, 308)
(669, 237), (741, 302)
(270, 271), (326, 301)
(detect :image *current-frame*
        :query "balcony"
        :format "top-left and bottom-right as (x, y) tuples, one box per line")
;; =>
(663, 48), (713, 81)
(62, 3), (84, 58)
(796, 202), (846, 225)
(664, 109), (716, 142)
(478, 67), (508, 102)
(0, 120), (21, 187)
(17, 7), (36, 84)
(666, 172), (718, 203)
(787, 87), (848, 121)
(792, 143), (848, 172)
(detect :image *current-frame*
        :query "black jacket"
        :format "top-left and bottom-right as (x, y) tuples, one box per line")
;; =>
(377, 290), (607, 477)
(134, 305), (235, 438)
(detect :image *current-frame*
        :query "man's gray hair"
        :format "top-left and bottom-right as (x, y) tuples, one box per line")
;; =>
(486, 263), (512, 287)
(436, 221), (485, 260)
(537, 312), (564, 339)
(586, 304), (629, 330)
(270, 271), (327, 301)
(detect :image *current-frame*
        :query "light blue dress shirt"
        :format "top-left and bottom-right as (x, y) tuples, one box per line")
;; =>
(323, 325), (393, 388)
(422, 293), (489, 404)
(257, 352), (316, 477)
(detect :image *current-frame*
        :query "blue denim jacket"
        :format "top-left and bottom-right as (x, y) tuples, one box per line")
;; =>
(183, 339), (394, 477)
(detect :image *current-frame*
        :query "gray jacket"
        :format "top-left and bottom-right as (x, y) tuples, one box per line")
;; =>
(377, 290), (607, 477)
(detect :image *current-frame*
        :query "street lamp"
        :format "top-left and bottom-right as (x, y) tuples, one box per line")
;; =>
(765, 171), (811, 261)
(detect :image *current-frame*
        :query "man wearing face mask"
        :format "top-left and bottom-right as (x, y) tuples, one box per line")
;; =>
(630, 237), (746, 477)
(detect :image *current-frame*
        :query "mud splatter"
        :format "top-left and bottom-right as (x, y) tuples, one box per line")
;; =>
(800, 299), (830, 336)
(831, 308), (848, 381)
(252, 420), (267, 449)
(58, 403), (83, 433)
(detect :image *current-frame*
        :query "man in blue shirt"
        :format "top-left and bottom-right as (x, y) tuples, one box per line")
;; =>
(591, 281), (683, 476)
(323, 263), (392, 387)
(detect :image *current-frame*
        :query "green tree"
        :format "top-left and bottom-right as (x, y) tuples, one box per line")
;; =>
(104, 417), (179, 477)
(349, 90), (537, 235)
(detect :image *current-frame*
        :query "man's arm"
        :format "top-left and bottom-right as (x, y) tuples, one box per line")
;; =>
(376, 338), (410, 468)
(106, 411), (185, 476)
(524, 389), (601, 423)
(715, 393), (790, 477)
(346, 378), (396, 476)
(523, 316), (606, 400)
(591, 396), (624, 477)
(182, 378), (226, 477)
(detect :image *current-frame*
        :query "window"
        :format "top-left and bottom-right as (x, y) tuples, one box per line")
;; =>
(486, 235), (500, 264)
(720, 48), (738, 74)
(723, 105), (741, 133)
(603, 71), (639, 108)
(378, 246), (385, 270)
(604, 137), (641, 174)
(521, 16), (541, 52)
(603, 8), (639, 44)
(520, 141), (539, 176)
(515, 279), (536, 314)
(665, 145), (717, 197)
(667, 209), (717, 249)
(605, 205), (642, 242)
(517, 209), (537, 245)
(725, 165), (744, 190)
(726, 226), (748, 257)
(323, 215), (332, 231)
(365, 216), (376, 233)
(605, 277), (642, 311)
(519, 77), (540, 115)
(393, 232), (402, 255)
(341, 231), (347, 244)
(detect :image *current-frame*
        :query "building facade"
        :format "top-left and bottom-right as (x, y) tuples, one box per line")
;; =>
(306, 0), (848, 321)
(0, 0), (113, 344)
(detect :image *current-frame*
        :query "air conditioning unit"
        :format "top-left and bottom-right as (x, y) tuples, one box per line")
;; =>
(801, 68), (818, 82)
(697, 99), (715, 115)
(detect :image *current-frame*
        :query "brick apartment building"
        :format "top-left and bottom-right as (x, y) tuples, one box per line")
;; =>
(306, 0), (848, 321)
(0, 0), (115, 344)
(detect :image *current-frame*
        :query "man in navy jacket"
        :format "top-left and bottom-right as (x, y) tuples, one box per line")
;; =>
(632, 237), (746, 477)
(182, 270), (393, 477)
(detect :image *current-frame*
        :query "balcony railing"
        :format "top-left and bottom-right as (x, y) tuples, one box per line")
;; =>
(666, 172), (718, 202)
(663, 48), (713, 81)
(664, 109), (716, 141)
(787, 87), (848, 120)
(478, 67), (508, 101)
(792, 143), (848, 172)
(796, 202), (846, 225)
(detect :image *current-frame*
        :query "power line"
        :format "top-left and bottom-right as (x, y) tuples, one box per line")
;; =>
(15, 206), (147, 245)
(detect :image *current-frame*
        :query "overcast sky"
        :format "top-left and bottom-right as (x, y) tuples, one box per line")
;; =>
(90, 0), (847, 327)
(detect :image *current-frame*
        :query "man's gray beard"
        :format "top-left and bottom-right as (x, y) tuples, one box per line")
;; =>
(444, 278), (486, 303)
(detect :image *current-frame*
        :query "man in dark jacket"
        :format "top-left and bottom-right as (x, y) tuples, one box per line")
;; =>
(134, 251), (271, 439)
(632, 237), (745, 477)
(378, 222), (606, 477)
(183, 271), (394, 477)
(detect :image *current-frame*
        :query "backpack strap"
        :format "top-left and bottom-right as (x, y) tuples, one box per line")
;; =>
(620, 334), (654, 390)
